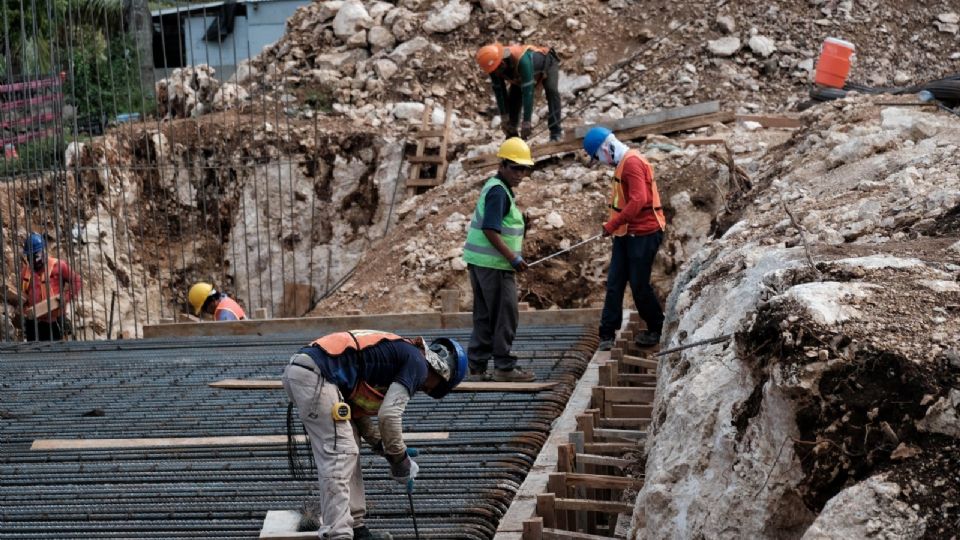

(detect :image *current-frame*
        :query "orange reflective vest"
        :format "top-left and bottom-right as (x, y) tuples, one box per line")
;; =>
(503, 44), (551, 84)
(20, 257), (68, 321)
(608, 149), (666, 236)
(214, 296), (246, 321)
(311, 330), (408, 417)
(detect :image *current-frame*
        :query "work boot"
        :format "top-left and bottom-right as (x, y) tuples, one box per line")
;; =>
(493, 367), (536, 382)
(549, 131), (563, 142)
(353, 525), (392, 540)
(466, 369), (492, 382)
(597, 338), (615, 351)
(634, 330), (661, 348)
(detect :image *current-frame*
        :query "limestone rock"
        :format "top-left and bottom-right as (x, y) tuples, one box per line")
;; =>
(367, 26), (397, 51)
(422, 0), (472, 34)
(317, 1), (344, 22)
(748, 35), (776, 57)
(374, 59), (398, 81)
(393, 102), (426, 120)
(707, 36), (741, 57)
(558, 71), (592, 96)
(544, 211), (564, 229)
(716, 14), (737, 34)
(332, 0), (373, 39)
(802, 477), (925, 539)
(917, 388), (960, 438)
(390, 36), (430, 64)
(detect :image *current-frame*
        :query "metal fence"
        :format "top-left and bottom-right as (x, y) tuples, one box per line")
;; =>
(0, 0), (365, 342)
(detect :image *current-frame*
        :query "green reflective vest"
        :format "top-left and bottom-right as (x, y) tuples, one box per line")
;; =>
(463, 177), (525, 271)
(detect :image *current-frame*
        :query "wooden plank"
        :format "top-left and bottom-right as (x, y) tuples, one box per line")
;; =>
(556, 443), (575, 474)
(462, 111), (735, 172)
(736, 114), (804, 129)
(573, 101), (720, 137)
(617, 373), (658, 385)
(145, 308), (600, 339)
(600, 386), (656, 403)
(406, 155), (445, 164)
(547, 473), (569, 530)
(610, 404), (653, 419)
(536, 493), (557, 529)
(207, 378), (558, 393)
(576, 414), (595, 443)
(439, 289), (460, 313)
(575, 453), (630, 469)
(280, 282), (314, 318)
(542, 528), (616, 540)
(554, 498), (634, 514)
(621, 355), (657, 370)
(682, 137), (726, 146)
(592, 428), (646, 441)
(599, 418), (650, 429)
(32, 432), (449, 450)
(564, 473), (643, 491)
(583, 442), (639, 454)
(523, 517), (544, 540)
(24, 296), (60, 320)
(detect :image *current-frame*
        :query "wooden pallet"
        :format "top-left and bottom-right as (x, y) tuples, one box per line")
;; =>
(406, 102), (452, 189)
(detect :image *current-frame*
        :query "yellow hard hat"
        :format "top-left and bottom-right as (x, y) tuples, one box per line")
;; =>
(476, 43), (506, 74)
(188, 282), (215, 315)
(497, 137), (534, 166)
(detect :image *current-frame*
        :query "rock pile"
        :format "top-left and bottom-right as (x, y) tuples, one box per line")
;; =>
(155, 65), (249, 119)
(630, 94), (960, 539)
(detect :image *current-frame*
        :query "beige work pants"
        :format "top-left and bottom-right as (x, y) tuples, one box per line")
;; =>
(283, 354), (366, 539)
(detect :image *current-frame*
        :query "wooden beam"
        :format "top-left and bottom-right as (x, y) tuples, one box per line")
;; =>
(575, 453), (630, 469)
(599, 418), (650, 429)
(621, 355), (657, 370)
(564, 473), (643, 490)
(600, 386), (656, 404)
(439, 289), (460, 314)
(31, 432), (448, 450)
(610, 404), (654, 419)
(207, 378), (558, 393)
(681, 137), (726, 146)
(573, 101), (721, 137)
(736, 114), (804, 129)
(617, 373), (658, 385)
(280, 282), (314, 318)
(462, 111), (735, 172)
(583, 442), (639, 454)
(536, 493), (557, 529)
(24, 296), (60, 320)
(542, 528), (617, 540)
(592, 428), (646, 441)
(523, 517), (544, 540)
(553, 498), (634, 514)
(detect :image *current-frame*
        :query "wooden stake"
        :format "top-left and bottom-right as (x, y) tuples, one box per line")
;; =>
(523, 517), (544, 540)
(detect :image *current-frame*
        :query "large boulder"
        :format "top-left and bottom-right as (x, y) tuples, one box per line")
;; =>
(332, 0), (373, 39)
(421, 0), (472, 33)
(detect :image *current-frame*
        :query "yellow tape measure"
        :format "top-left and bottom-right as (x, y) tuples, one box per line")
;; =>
(332, 401), (351, 421)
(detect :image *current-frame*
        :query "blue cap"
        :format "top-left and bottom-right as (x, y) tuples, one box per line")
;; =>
(583, 126), (613, 159)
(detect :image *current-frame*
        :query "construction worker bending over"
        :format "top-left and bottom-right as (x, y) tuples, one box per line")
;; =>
(583, 127), (666, 351)
(187, 282), (246, 321)
(20, 233), (81, 341)
(283, 330), (467, 540)
(476, 43), (563, 141)
(462, 138), (536, 382)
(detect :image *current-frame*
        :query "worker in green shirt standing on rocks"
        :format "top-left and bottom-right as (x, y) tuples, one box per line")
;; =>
(462, 137), (536, 383)
(476, 43), (563, 141)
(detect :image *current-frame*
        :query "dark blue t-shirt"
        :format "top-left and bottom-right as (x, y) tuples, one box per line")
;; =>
(481, 183), (514, 232)
(299, 339), (428, 397)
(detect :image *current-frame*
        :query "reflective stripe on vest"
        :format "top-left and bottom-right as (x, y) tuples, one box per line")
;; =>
(462, 177), (525, 271)
(609, 149), (666, 235)
(310, 330), (408, 417)
(214, 296), (246, 321)
(504, 44), (551, 85)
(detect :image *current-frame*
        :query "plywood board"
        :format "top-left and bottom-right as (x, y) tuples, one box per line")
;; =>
(209, 378), (558, 393)
(32, 432), (449, 450)
(573, 101), (720, 137)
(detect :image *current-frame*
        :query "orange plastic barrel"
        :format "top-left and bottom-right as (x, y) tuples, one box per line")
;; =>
(814, 37), (855, 89)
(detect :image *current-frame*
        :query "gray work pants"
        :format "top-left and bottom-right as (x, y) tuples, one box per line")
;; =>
(283, 355), (365, 539)
(467, 264), (519, 371)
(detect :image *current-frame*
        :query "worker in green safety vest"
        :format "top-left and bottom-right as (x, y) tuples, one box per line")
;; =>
(462, 137), (536, 383)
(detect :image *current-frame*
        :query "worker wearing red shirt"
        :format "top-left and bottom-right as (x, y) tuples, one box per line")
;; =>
(583, 127), (666, 351)
(20, 232), (82, 341)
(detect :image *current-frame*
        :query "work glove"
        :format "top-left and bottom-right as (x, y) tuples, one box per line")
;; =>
(390, 454), (419, 492)
(601, 224), (612, 237)
(511, 255), (529, 273)
(520, 121), (533, 139)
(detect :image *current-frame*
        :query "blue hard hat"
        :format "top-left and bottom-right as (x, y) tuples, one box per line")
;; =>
(23, 233), (45, 256)
(426, 337), (468, 399)
(583, 126), (613, 159)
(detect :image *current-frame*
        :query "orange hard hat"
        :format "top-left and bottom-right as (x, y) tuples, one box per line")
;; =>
(476, 43), (506, 74)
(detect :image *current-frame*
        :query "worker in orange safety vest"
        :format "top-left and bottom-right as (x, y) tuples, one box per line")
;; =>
(583, 127), (667, 352)
(187, 282), (246, 321)
(20, 232), (81, 341)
